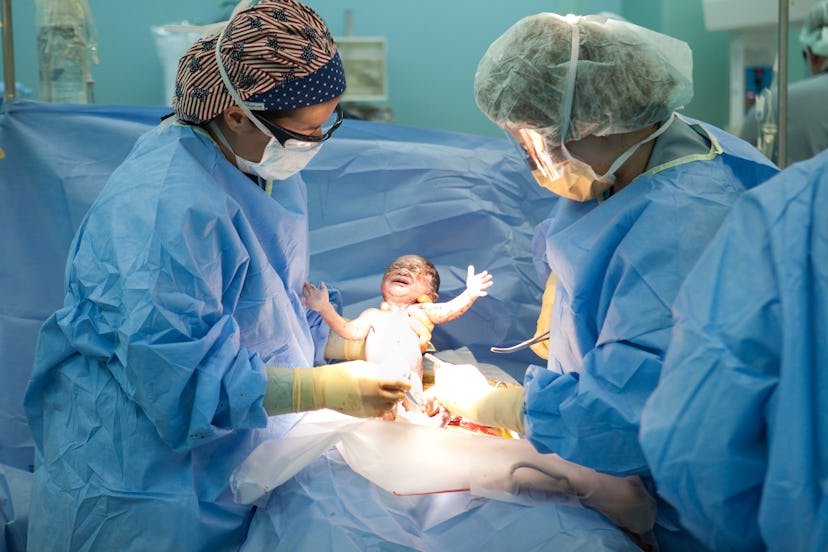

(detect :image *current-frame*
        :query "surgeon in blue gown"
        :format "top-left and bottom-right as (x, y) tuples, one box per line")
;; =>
(23, 2), (417, 551)
(640, 150), (828, 551)
(427, 12), (779, 549)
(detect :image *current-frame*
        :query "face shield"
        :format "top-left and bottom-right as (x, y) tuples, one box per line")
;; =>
(505, 15), (612, 200)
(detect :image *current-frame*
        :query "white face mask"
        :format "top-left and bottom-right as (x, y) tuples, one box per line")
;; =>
(209, 121), (322, 181)
(212, 25), (323, 181)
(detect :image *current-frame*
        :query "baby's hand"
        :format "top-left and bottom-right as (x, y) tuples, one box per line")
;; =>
(465, 265), (493, 298)
(302, 281), (329, 310)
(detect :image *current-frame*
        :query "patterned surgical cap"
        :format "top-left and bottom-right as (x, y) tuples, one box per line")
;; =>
(173, 0), (346, 124)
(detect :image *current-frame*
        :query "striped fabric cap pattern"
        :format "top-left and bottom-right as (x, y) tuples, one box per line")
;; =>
(173, 0), (344, 123)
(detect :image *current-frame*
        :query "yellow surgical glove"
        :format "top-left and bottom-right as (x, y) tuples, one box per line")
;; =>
(324, 331), (367, 360)
(263, 362), (410, 418)
(429, 361), (525, 434)
(406, 305), (434, 354)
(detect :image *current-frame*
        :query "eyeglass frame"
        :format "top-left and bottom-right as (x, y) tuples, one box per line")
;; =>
(253, 104), (343, 147)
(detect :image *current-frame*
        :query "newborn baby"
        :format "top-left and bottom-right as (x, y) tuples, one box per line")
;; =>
(303, 254), (492, 412)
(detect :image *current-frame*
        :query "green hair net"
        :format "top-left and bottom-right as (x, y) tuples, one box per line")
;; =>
(800, 1), (828, 57)
(474, 13), (693, 146)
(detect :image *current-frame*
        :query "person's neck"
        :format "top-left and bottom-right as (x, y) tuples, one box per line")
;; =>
(380, 300), (413, 312)
(807, 51), (828, 74)
(206, 121), (238, 166)
(612, 125), (659, 194)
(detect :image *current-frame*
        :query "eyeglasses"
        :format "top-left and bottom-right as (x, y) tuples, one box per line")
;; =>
(253, 104), (343, 149)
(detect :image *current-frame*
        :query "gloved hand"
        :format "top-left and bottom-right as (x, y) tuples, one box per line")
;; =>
(464, 264), (493, 297)
(264, 361), (411, 418)
(425, 359), (525, 433)
(406, 305), (434, 354)
(324, 331), (367, 360)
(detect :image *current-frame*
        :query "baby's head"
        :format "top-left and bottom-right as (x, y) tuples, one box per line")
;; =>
(380, 255), (440, 307)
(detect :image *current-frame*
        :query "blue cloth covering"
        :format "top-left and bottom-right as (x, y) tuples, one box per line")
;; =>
(640, 150), (828, 552)
(525, 119), (778, 547)
(0, 465), (30, 552)
(525, 120), (777, 474)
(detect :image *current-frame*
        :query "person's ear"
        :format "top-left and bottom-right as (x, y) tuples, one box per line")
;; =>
(221, 106), (248, 134)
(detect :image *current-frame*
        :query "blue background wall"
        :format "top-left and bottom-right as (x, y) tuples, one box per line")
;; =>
(0, 0), (813, 136)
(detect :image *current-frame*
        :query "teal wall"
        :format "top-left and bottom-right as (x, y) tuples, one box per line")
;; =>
(0, 0), (811, 137)
(623, 0), (731, 129)
(622, 0), (810, 133)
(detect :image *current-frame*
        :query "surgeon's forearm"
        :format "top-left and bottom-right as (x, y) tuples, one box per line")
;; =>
(263, 363), (410, 418)
(475, 385), (526, 434)
(263, 367), (316, 415)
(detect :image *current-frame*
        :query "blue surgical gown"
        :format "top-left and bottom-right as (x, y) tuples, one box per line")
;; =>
(525, 118), (778, 547)
(525, 118), (777, 473)
(639, 150), (828, 552)
(24, 118), (319, 551)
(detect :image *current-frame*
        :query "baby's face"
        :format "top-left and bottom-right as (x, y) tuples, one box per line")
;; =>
(381, 256), (436, 306)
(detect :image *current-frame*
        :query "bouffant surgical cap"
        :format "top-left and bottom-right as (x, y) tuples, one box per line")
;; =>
(173, 0), (345, 124)
(800, 1), (828, 56)
(474, 13), (693, 146)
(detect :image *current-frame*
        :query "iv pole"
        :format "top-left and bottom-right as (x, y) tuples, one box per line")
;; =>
(777, 0), (789, 169)
(1, 0), (15, 102)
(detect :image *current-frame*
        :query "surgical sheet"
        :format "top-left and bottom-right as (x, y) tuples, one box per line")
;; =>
(232, 407), (657, 532)
(241, 445), (644, 552)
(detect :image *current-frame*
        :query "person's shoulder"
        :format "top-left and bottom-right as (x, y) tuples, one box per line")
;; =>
(359, 307), (385, 319)
(790, 72), (828, 91)
(750, 150), (828, 206)
(784, 74), (828, 109)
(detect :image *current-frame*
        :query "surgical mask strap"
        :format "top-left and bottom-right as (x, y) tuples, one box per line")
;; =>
(601, 113), (677, 179)
(213, 23), (277, 140)
(558, 16), (581, 145)
(207, 120), (235, 153)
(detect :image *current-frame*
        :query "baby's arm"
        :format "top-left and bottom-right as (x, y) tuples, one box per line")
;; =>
(420, 265), (492, 324)
(303, 282), (377, 340)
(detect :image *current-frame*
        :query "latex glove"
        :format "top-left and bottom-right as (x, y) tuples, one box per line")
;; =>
(465, 265), (493, 297)
(426, 360), (525, 434)
(324, 331), (367, 360)
(264, 361), (410, 418)
(405, 305), (434, 354)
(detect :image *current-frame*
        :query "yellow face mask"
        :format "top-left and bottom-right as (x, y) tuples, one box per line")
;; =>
(523, 114), (677, 202)
(518, 127), (615, 202)
(531, 163), (612, 202)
